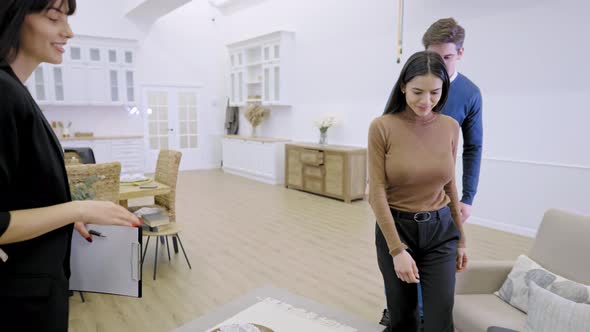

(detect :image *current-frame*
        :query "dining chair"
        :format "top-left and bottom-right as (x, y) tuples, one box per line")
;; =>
(131, 150), (191, 280)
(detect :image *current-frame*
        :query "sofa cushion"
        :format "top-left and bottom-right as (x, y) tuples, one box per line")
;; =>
(454, 294), (525, 332)
(496, 255), (590, 313)
(525, 282), (590, 332)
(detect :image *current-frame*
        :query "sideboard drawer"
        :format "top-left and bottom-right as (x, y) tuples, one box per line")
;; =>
(300, 149), (324, 166)
(303, 176), (323, 192)
(303, 165), (324, 178)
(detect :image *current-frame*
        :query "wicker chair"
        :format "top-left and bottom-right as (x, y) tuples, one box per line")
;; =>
(133, 150), (191, 280)
(66, 162), (121, 203)
(65, 162), (122, 302)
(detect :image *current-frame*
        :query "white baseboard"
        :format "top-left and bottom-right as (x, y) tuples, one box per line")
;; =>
(200, 163), (222, 170)
(180, 163), (222, 171)
(222, 167), (283, 185)
(468, 216), (536, 238)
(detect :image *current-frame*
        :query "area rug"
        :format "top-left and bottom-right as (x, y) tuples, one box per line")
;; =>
(174, 286), (382, 332)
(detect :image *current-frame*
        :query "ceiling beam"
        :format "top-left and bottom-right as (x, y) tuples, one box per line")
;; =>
(125, 0), (192, 29)
(208, 0), (269, 15)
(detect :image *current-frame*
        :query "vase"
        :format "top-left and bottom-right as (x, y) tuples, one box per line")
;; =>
(319, 130), (328, 145)
(251, 126), (258, 137)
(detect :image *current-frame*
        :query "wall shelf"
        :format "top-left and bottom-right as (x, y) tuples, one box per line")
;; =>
(227, 31), (294, 107)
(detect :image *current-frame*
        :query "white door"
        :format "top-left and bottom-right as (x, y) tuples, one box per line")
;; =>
(143, 86), (200, 171)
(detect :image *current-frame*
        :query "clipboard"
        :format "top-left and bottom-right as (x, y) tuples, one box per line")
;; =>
(69, 224), (142, 297)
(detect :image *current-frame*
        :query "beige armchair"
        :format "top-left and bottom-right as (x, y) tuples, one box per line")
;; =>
(453, 209), (590, 332)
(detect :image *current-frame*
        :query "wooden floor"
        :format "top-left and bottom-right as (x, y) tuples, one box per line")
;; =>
(69, 170), (533, 331)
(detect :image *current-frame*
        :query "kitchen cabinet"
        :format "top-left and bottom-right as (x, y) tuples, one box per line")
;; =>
(222, 135), (290, 185)
(25, 36), (138, 106)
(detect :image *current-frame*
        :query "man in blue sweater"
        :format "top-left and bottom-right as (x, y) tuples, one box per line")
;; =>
(423, 17), (483, 224)
(380, 18), (483, 330)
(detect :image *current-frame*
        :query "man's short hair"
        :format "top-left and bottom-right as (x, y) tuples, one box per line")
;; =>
(422, 18), (465, 50)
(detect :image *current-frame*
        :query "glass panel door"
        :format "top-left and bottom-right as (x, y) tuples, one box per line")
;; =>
(177, 92), (198, 149)
(146, 91), (170, 151)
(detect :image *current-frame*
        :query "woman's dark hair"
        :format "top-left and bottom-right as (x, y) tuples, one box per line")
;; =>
(0, 0), (76, 63)
(383, 51), (450, 115)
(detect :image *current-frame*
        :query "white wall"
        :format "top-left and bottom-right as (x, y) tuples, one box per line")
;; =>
(135, 1), (227, 169)
(69, 0), (141, 39)
(215, 0), (590, 235)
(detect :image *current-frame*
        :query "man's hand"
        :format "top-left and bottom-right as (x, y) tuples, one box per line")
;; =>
(456, 247), (468, 272)
(460, 202), (472, 224)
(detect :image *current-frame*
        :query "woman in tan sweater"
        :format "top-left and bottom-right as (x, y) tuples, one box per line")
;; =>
(369, 51), (467, 332)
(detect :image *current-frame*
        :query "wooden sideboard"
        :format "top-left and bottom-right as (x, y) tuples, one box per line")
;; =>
(285, 143), (367, 203)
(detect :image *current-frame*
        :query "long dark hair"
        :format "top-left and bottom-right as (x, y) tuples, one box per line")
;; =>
(0, 0), (77, 63)
(383, 51), (450, 115)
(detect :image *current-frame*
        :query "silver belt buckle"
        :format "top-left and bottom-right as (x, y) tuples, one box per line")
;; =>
(414, 212), (432, 222)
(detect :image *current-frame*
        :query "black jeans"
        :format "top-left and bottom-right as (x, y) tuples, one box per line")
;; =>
(376, 206), (460, 332)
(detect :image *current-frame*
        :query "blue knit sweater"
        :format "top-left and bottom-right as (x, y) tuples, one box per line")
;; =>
(441, 73), (483, 205)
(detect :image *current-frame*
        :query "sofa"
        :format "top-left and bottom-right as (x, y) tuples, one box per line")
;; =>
(453, 208), (590, 332)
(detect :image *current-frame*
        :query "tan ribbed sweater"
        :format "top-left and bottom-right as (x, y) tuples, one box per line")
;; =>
(368, 110), (465, 256)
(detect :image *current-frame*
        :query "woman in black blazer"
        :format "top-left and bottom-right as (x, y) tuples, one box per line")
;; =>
(0, 1), (141, 330)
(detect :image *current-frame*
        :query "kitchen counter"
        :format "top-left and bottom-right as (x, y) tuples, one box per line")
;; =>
(224, 135), (290, 143)
(59, 135), (143, 141)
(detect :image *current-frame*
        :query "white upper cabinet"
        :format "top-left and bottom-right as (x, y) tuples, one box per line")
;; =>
(230, 50), (245, 69)
(262, 43), (281, 62)
(124, 70), (136, 103)
(68, 45), (83, 62)
(64, 64), (89, 104)
(52, 67), (67, 102)
(27, 65), (49, 102)
(88, 47), (102, 63)
(108, 49), (118, 64)
(123, 50), (134, 66)
(26, 35), (138, 106)
(87, 65), (109, 104)
(227, 31), (294, 107)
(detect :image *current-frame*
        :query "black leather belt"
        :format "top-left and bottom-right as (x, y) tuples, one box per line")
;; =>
(391, 207), (446, 222)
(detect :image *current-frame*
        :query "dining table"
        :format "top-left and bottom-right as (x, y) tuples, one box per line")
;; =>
(118, 180), (171, 208)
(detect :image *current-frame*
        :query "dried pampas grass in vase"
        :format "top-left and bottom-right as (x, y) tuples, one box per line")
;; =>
(244, 104), (270, 137)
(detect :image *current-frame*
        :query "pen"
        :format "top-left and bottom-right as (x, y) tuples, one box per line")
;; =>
(88, 229), (106, 238)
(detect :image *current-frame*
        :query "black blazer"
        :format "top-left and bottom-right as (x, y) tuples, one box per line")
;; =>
(0, 62), (73, 331)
